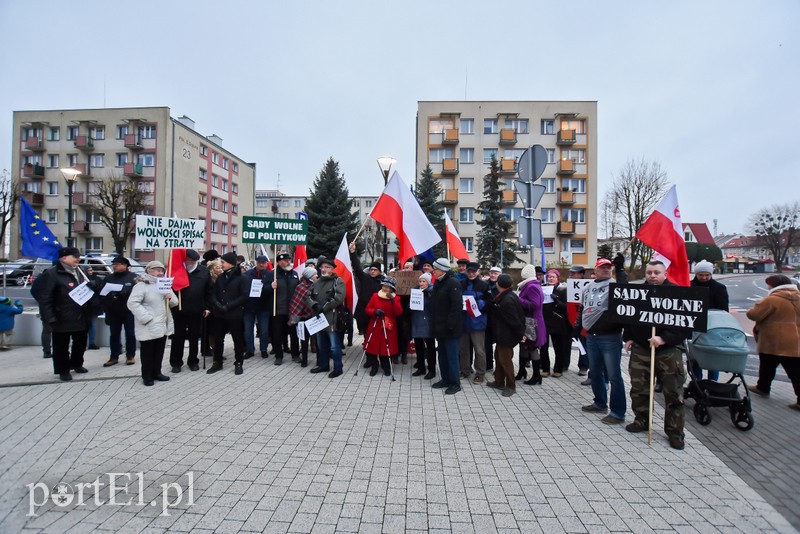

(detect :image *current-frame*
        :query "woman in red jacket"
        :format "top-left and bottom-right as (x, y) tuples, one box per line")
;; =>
(364, 276), (403, 376)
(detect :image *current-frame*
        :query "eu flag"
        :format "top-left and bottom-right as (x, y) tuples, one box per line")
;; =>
(19, 196), (61, 260)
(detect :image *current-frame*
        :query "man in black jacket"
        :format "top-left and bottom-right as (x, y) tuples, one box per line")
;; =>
(430, 258), (463, 395)
(487, 274), (525, 397)
(98, 256), (138, 367)
(349, 241), (383, 335)
(266, 252), (300, 365)
(207, 252), (249, 375)
(690, 259), (729, 381)
(169, 250), (212, 372)
(243, 255), (272, 360)
(37, 247), (96, 381)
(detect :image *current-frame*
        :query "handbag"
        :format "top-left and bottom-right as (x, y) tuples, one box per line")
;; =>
(524, 317), (537, 342)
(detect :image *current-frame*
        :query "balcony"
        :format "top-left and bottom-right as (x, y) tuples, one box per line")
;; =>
(74, 136), (94, 152)
(557, 189), (575, 204)
(442, 189), (459, 204)
(441, 158), (459, 175)
(25, 137), (46, 152)
(442, 128), (459, 145)
(72, 192), (94, 206)
(73, 220), (91, 234)
(501, 189), (516, 204)
(498, 128), (517, 145)
(557, 159), (575, 175)
(23, 163), (45, 179)
(557, 221), (575, 235)
(124, 134), (144, 150)
(500, 158), (517, 174)
(22, 191), (44, 206)
(123, 162), (143, 178)
(557, 129), (576, 145)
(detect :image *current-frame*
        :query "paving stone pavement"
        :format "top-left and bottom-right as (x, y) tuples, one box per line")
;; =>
(0, 338), (797, 533)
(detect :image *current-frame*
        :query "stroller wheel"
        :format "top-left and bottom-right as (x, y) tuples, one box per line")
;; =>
(693, 403), (712, 426)
(730, 404), (754, 431)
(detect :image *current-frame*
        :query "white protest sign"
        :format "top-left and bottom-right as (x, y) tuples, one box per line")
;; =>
(250, 279), (263, 298)
(304, 314), (330, 336)
(68, 282), (94, 306)
(542, 284), (554, 304)
(568, 279), (592, 303)
(134, 215), (205, 249)
(573, 337), (586, 355)
(100, 283), (123, 296)
(409, 288), (424, 311)
(297, 322), (306, 341)
(156, 277), (174, 295)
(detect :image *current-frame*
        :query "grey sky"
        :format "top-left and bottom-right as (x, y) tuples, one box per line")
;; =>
(1, 0), (797, 236)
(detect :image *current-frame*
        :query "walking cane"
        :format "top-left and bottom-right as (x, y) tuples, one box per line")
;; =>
(201, 315), (207, 370)
(355, 316), (377, 376)
(381, 317), (396, 382)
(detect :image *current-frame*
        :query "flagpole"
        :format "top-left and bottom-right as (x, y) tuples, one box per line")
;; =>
(273, 243), (277, 317)
(352, 217), (370, 243)
(648, 325), (656, 446)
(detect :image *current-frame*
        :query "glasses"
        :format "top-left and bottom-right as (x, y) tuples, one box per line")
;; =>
(148, 267), (166, 273)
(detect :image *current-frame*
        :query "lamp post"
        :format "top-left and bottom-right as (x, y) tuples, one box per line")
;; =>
(376, 157), (396, 268)
(60, 168), (80, 247)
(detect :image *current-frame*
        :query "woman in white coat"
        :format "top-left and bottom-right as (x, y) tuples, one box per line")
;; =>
(127, 261), (178, 386)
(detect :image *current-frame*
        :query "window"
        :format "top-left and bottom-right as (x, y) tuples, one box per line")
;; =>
(232, 162), (239, 173)
(137, 153), (155, 166)
(281, 200), (289, 207)
(116, 125), (129, 139)
(463, 237), (473, 252)
(199, 193), (207, 205)
(90, 126), (105, 140)
(541, 178), (556, 193)
(460, 118), (474, 134)
(543, 238), (555, 253)
(459, 178), (474, 193)
(46, 182), (58, 196)
(567, 238), (586, 253)
(138, 125), (156, 139)
(546, 148), (556, 164)
(23, 182), (42, 193)
(48, 155), (59, 168)
(256, 200), (268, 208)
(85, 237), (103, 251)
(87, 210), (103, 223)
(483, 119), (498, 134)
(68, 154), (79, 166)
(89, 154), (104, 168)
(221, 179), (228, 191)
(65, 209), (77, 223)
(365, 200), (372, 208)
(561, 208), (586, 223)
(428, 118), (454, 134)
(200, 145), (208, 156)
(199, 168), (207, 181)
(483, 148), (498, 164)
(222, 157), (229, 170)
(459, 148), (474, 164)
(116, 153), (128, 166)
(294, 199), (302, 207)
(429, 147), (454, 163)
(211, 197), (219, 210)
(46, 209), (58, 223)
(503, 208), (525, 221)
(231, 225), (238, 235)
(221, 222), (228, 235)
(541, 120), (555, 135)
(560, 119), (586, 134)
(48, 127), (60, 141)
(66, 126), (79, 140)
(232, 204), (238, 214)
(504, 148), (525, 160)
(23, 155), (42, 166)
(562, 149), (586, 163)
(540, 208), (555, 223)
(210, 220), (218, 233)
(232, 183), (238, 194)
(212, 152), (219, 164)
(561, 178), (586, 193)
(459, 207), (474, 223)
(504, 119), (529, 134)
(222, 200), (228, 213)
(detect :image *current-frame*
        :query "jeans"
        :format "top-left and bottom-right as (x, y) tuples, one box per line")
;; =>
(316, 329), (343, 371)
(244, 310), (270, 354)
(587, 333), (626, 420)
(107, 311), (136, 359)
(436, 336), (460, 386)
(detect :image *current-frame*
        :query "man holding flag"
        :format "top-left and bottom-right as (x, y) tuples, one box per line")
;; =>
(634, 185), (690, 286)
(169, 249), (212, 372)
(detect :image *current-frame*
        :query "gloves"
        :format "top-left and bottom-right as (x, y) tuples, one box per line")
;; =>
(312, 303), (323, 314)
(374, 309), (385, 319)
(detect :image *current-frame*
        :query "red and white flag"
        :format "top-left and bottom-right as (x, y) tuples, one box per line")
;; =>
(444, 209), (469, 262)
(259, 244), (274, 271)
(334, 234), (358, 313)
(635, 185), (690, 286)
(168, 249), (190, 292)
(293, 244), (308, 278)
(369, 170), (441, 264)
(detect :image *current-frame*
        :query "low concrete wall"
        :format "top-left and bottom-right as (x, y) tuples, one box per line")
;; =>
(15, 310), (110, 347)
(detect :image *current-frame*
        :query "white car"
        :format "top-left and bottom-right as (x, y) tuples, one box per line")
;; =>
(79, 255), (145, 279)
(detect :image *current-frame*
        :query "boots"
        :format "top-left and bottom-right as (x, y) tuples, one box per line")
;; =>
(515, 368), (527, 380)
(524, 366), (542, 385)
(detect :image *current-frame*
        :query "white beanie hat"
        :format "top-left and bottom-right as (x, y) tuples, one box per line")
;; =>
(419, 272), (432, 284)
(520, 264), (537, 280)
(695, 260), (714, 274)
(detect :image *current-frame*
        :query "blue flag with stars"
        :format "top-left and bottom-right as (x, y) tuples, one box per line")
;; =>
(19, 196), (61, 260)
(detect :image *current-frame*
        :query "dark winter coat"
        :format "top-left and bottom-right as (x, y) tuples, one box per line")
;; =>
(461, 277), (489, 331)
(691, 276), (729, 311)
(244, 267), (272, 312)
(351, 253), (383, 332)
(97, 270), (138, 317)
(543, 284), (571, 335)
(623, 279), (687, 351)
(265, 267), (300, 315)
(210, 266), (249, 318)
(303, 273), (346, 332)
(173, 264), (212, 314)
(364, 293), (403, 356)
(488, 288), (525, 348)
(36, 262), (96, 333)
(411, 285), (433, 339)
(431, 270), (462, 339)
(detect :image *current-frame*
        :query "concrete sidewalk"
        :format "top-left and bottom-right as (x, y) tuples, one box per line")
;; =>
(0, 339), (797, 533)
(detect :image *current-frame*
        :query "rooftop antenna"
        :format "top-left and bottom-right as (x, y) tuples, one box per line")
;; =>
(276, 172), (281, 193)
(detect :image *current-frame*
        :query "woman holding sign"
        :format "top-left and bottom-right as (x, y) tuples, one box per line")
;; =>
(127, 261), (178, 386)
(411, 273), (436, 379)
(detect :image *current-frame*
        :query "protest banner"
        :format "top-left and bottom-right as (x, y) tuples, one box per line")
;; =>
(134, 216), (205, 249)
(567, 279), (592, 303)
(608, 283), (709, 332)
(241, 216), (308, 244)
(392, 271), (421, 296)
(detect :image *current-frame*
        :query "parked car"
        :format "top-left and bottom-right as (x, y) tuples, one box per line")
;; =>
(78, 255), (145, 279)
(4, 263), (49, 286)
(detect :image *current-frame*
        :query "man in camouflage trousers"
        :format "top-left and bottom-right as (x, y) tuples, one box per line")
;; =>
(623, 260), (688, 450)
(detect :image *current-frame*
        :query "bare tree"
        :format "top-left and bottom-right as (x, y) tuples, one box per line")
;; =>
(747, 201), (800, 271)
(93, 176), (150, 254)
(0, 170), (20, 259)
(602, 158), (669, 270)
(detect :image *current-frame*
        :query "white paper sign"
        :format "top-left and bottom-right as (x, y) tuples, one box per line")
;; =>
(68, 282), (94, 306)
(409, 288), (424, 311)
(297, 321), (306, 341)
(542, 284), (554, 304)
(250, 279), (263, 298)
(464, 295), (481, 317)
(304, 313), (329, 336)
(573, 337), (587, 355)
(100, 283), (123, 296)
(134, 215), (205, 249)
(156, 277), (174, 294)
(568, 279), (592, 303)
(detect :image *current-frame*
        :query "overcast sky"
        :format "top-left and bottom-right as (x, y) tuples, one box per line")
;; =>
(1, 0), (797, 236)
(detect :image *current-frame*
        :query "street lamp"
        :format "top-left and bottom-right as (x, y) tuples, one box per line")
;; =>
(376, 157), (396, 268)
(60, 168), (80, 247)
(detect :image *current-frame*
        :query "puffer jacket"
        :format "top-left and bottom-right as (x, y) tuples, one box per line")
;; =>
(0, 299), (23, 331)
(127, 275), (178, 341)
(746, 284), (800, 357)
(211, 266), (249, 318)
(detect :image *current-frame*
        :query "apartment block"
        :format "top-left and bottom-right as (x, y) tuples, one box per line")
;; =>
(11, 107), (256, 262)
(416, 101), (598, 268)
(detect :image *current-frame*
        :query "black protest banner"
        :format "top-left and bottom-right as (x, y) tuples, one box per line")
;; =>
(609, 283), (709, 332)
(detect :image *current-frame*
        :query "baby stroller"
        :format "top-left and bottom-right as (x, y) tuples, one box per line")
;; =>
(684, 310), (753, 431)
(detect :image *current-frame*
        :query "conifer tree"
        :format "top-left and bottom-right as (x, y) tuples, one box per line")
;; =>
(415, 164), (446, 258)
(476, 155), (519, 268)
(304, 157), (358, 258)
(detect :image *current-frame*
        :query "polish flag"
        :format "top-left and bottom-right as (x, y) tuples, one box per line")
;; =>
(369, 170), (441, 265)
(444, 209), (469, 262)
(334, 234), (358, 312)
(635, 185), (690, 286)
(259, 244), (274, 270)
(168, 249), (190, 292)
(293, 244), (308, 278)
